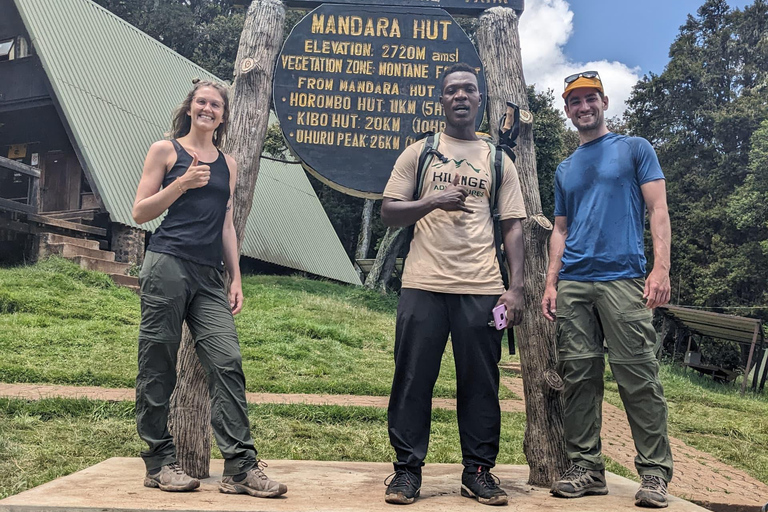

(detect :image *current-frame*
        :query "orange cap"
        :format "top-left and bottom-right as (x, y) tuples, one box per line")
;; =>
(562, 76), (604, 99)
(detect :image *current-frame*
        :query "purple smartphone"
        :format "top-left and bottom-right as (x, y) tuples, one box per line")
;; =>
(492, 304), (508, 330)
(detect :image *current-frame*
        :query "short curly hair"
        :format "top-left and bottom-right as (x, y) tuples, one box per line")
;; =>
(439, 63), (478, 93)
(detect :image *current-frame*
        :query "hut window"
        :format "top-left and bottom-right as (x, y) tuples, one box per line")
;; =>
(0, 39), (14, 61)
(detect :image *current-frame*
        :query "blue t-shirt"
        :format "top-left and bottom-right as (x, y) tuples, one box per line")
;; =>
(554, 132), (665, 282)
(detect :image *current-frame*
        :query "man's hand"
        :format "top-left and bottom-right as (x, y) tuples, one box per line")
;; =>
(644, 268), (671, 309)
(229, 280), (244, 315)
(178, 152), (211, 191)
(541, 285), (557, 322)
(497, 286), (524, 326)
(432, 174), (474, 213)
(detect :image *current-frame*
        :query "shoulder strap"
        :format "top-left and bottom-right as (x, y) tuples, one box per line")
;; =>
(494, 145), (504, 209)
(486, 141), (509, 290)
(414, 132), (441, 200)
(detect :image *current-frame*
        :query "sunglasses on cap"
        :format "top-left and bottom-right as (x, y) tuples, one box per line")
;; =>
(564, 71), (601, 87)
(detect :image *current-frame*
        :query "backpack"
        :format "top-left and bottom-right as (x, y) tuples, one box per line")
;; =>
(404, 132), (510, 289)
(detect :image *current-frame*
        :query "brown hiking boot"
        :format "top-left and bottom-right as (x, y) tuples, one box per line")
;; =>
(550, 464), (608, 498)
(635, 475), (668, 508)
(144, 462), (200, 492)
(219, 460), (287, 498)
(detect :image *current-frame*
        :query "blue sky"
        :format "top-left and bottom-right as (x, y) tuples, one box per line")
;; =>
(564, 0), (754, 77)
(518, 0), (754, 117)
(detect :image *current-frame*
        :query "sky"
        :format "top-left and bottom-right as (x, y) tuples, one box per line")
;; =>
(517, 0), (754, 118)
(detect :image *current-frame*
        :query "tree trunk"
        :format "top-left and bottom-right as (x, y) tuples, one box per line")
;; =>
(226, 0), (286, 248)
(354, 199), (375, 280)
(356, 199), (375, 260)
(169, 0), (285, 478)
(168, 330), (210, 478)
(477, 7), (568, 487)
(365, 226), (407, 292)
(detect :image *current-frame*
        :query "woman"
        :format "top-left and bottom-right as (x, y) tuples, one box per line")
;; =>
(132, 80), (286, 498)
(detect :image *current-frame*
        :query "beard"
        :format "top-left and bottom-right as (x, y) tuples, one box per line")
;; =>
(574, 112), (602, 132)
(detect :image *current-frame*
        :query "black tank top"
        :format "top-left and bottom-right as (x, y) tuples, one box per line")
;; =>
(147, 139), (230, 269)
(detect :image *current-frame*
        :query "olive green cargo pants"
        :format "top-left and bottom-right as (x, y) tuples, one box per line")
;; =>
(135, 251), (257, 476)
(556, 278), (673, 482)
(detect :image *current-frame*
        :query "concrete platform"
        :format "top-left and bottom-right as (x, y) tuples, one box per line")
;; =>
(0, 458), (708, 512)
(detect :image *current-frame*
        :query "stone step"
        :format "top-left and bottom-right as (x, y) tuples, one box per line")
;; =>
(46, 243), (116, 262)
(109, 273), (138, 289)
(71, 256), (131, 276)
(39, 233), (100, 251)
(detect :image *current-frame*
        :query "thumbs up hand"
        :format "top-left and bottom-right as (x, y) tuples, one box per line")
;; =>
(177, 152), (211, 191)
(432, 174), (474, 213)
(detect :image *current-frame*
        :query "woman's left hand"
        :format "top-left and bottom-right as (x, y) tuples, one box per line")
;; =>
(229, 281), (244, 315)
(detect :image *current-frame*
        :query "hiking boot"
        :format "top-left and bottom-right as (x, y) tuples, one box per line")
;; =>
(384, 468), (421, 504)
(143, 462), (200, 492)
(550, 464), (608, 498)
(634, 475), (668, 508)
(219, 460), (287, 498)
(461, 466), (508, 506)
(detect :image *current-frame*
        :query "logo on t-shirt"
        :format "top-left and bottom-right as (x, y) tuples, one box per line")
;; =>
(430, 159), (489, 198)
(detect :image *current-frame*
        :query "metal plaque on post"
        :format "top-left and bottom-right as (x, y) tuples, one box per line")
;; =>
(273, 4), (486, 198)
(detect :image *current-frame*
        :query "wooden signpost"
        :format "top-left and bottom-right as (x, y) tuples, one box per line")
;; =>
(274, 4), (487, 197)
(282, 0), (525, 16)
(173, 0), (566, 489)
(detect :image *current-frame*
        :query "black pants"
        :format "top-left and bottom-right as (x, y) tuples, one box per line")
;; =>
(388, 289), (503, 473)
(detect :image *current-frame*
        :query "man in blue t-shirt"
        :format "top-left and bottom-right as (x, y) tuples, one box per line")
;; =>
(540, 71), (673, 509)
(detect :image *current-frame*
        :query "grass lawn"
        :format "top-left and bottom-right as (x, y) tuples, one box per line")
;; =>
(1, 259), (766, 494)
(0, 258), (517, 399)
(605, 363), (768, 486)
(0, 397), (529, 500)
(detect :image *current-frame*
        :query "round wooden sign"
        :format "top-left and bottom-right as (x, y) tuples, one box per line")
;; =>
(273, 4), (486, 198)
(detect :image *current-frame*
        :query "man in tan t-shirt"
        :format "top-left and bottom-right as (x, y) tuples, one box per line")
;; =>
(381, 63), (527, 507)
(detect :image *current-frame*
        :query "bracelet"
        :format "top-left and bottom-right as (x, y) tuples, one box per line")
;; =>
(176, 179), (186, 194)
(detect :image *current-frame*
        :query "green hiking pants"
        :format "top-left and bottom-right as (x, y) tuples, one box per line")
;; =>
(135, 251), (257, 476)
(556, 278), (673, 482)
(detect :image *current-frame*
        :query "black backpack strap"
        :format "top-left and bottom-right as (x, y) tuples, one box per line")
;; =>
(485, 142), (513, 353)
(414, 132), (438, 200)
(403, 132), (442, 260)
(498, 101), (521, 161)
(490, 143), (509, 290)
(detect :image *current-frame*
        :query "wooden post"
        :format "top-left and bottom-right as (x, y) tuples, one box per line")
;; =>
(759, 346), (768, 392)
(365, 226), (407, 292)
(169, 0), (285, 478)
(477, 7), (568, 487)
(355, 199), (375, 280)
(753, 338), (764, 392)
(741, 323), (759, 396)
(29, 176), (40, 213)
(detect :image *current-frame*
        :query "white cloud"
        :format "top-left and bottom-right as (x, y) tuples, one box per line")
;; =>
(518, 0), (641, 119)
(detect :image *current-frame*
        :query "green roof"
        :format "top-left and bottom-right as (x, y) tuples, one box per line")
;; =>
(13, 0), (360, 285)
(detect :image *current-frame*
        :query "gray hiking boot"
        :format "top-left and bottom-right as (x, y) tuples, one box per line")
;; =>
(219, 460), (287, 498)
(144, 462), (200, 492)
(550, 464), (608, 498)
(635, 475), (668, 508)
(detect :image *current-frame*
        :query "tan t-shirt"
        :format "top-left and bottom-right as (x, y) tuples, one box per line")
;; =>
(383, 133), (527, 294)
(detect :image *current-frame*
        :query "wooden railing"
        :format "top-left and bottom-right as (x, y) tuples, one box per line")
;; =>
(0, 154), (39, 214)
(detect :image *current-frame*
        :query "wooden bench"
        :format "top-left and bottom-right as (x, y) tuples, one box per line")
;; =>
(356, 258), (404, 279)
(684, 351), (739, 383)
